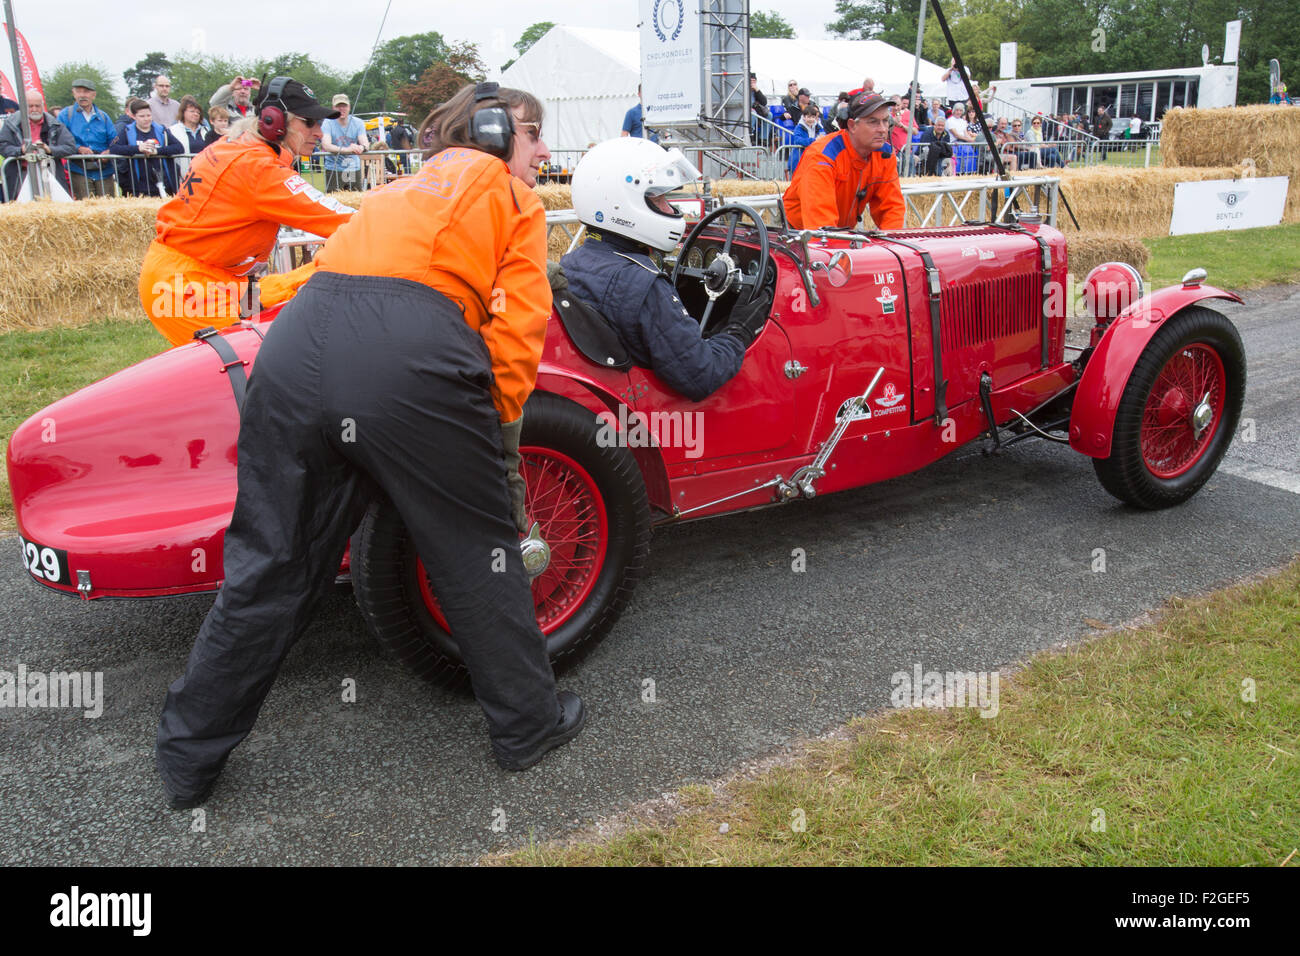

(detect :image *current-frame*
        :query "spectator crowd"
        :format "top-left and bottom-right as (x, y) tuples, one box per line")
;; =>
(0, 73), (419, 202)
(752, 59), (1192, 181)
(4, 65), (1297, 201)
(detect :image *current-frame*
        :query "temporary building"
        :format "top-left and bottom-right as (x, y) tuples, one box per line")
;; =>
(500, 26), (948, 149)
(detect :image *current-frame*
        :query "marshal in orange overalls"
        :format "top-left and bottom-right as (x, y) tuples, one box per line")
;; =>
(783, 129), (905, 231)
(139, 132), (354, 346)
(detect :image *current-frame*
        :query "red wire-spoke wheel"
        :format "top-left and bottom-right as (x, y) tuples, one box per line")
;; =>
(1093, 307), (1245, 510)
(1140, 344), (1226, 479)
(351, 393), (651, 682)
(519, 446), (609, 633)
(412, 445), (609, 641)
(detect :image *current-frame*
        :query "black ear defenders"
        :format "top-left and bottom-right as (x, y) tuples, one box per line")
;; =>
(470, 82), (514, 158)
(257, 75), (290, 142)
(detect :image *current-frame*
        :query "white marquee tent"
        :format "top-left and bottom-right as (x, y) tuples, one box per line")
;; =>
(500, 26), (948, 150)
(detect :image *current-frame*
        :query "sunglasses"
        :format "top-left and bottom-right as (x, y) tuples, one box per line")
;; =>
(517, 121), (541, 143)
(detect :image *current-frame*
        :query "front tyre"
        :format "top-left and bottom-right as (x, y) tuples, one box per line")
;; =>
(1093, 306), (1245, 509)
(350, 392), (652, 681)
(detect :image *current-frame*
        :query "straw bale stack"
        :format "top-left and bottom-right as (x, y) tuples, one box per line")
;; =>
(1, 147), (1271, 333)
(1064, 233), (1149, 278)
(1161, 105), (1300, 222)
(0, 197), (164, 331)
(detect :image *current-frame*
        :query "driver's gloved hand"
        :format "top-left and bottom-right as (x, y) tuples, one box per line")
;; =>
(499, 416), (529, 535)
(546, 260), (568, 292)
(721, 288), (774, 349)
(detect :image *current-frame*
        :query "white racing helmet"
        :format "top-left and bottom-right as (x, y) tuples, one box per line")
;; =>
(571, 137), (702, 252)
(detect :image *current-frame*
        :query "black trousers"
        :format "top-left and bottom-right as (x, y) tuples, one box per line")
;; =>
(156, 272), (559, 797)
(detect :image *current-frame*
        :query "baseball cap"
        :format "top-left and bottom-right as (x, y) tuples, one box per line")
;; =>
(798, 87), (811, 97)
(71, 78), (96, 91)
(332, 93), (350, 107)
(257, 77), (339, 121)
(847, 91), (891, 120)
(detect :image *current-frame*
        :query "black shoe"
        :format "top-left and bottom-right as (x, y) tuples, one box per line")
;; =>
(162, 780), (214, 811)
(496, 691), (586, 771)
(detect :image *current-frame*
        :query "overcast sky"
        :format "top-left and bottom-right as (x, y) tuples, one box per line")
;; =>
(9, 0), (846, 94)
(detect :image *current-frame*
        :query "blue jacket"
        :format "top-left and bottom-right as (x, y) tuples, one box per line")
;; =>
(109, 122), (182, 196)
(789, 121), (824, 175)
(561, 234), (744, 401)
(58, 104), (117, 179)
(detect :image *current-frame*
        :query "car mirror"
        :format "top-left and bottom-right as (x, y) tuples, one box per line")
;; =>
(811, 249), (853, 289)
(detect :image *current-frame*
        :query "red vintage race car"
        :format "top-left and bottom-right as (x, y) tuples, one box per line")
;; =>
(7, 204), (1246, 678)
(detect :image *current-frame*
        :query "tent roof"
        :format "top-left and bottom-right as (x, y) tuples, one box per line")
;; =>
(503, 26), (947, 101)
(501, 26), (644, 101)
(751, 37), (946, 100)
(498, 26), (950, 148)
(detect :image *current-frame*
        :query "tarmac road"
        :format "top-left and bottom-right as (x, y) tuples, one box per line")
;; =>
(2, 286), (1297, 865)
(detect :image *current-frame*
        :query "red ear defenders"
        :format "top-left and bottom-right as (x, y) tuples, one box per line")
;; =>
(257, 76), (291, 142)
(470, 82), (514, 158)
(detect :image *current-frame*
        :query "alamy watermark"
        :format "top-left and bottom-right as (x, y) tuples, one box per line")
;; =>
(0, 663), (103, 718)
(149, 274), (242, 319)
(50, 886), (150, 936)
(890, 663), (1000, 718)
(595, 406), (705, 459)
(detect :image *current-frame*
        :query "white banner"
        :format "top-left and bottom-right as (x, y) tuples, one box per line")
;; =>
(1224, 20), (1242, 64)
(999, 42), (1017, 80)
(1170, 177), (1289, 235)
(639, 0), (700, 125)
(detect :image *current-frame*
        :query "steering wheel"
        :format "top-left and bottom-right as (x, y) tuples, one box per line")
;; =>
(670, 203), (771, 334)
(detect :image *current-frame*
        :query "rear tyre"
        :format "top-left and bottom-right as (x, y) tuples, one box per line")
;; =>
(350, 392), (652, 682)
(1093, 307), (1245, 509)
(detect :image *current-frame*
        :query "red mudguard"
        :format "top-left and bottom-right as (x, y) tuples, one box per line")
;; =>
(1069, 284), (1243, 458)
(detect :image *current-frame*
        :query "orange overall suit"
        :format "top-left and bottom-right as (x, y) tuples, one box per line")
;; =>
(313, 146), (550, 422)
(783, 129), (905, 231)
(139, 132), (354, 346)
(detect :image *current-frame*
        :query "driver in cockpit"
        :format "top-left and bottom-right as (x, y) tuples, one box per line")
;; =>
(558, 138), (773, 401)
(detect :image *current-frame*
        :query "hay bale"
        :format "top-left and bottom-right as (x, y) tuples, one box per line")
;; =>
(0, 158), (1261, 332)
(0, 188), (368, 332)
(1050, 164), (1248, 235)
(0, 197), (164, 332)
(1065, 233), (1150, 279)
(1162, 105), (1300, 222)
(709, 180), (784, 199)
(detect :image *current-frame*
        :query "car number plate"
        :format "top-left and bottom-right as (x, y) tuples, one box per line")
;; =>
(18, 535), (71, 586)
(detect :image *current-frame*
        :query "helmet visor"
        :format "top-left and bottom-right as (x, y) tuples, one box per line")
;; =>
(644, 148), (702, 197)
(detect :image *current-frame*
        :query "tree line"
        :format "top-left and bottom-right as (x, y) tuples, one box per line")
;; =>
(41, 23), (562, 123)
(826, 0), (1292, 104)
(39, 5), (1292, 120)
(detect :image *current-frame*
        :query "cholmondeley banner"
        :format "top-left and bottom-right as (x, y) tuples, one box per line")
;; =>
(0, 69), (16, 103)
(638, 0), (700, 125)
(2, 24), (43, 98)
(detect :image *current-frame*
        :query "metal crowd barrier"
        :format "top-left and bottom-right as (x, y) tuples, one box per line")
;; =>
(540, 174), (1064, 254)
(0, 148), (438, 202)
(893, 135), (1160, 177)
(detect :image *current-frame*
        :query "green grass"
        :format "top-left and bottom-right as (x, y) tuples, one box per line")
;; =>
(1, 318), (163, 528)
(1090, 143), (1161, 168)
(502, 562), (1300, 866)
(1144, 222), (1300, 291)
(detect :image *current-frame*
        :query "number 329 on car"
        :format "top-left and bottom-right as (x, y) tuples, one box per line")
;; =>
(18, 535), (70, 586)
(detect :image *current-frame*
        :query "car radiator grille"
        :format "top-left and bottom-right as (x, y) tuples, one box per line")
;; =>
(939, 272), (1040, 353)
